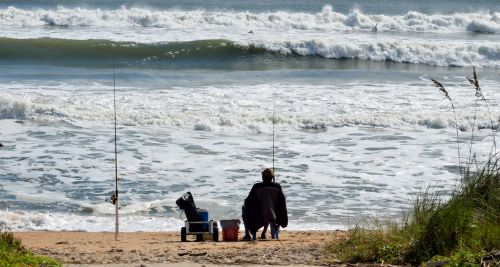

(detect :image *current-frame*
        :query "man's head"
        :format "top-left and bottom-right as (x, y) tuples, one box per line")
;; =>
(261, 168), (274, 182)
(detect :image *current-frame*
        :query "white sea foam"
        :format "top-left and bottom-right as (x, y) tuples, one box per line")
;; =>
(0, 210), (345, 231)
(0, 81), (498, 132)
(1, 5), (499, 34)
(87, 199), (178, 216)
(0, 96), (28, 120)
(0, 210), (184, 231)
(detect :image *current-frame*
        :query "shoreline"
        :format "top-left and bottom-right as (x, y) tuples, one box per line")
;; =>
(15, 230), (345, 266)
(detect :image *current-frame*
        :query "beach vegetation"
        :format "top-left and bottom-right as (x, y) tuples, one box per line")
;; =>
(325, 68), (500, 266)
(327, 148), (500, 266)
(0, 222), (61, 266)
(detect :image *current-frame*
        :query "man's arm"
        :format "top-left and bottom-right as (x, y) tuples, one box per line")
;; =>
(245, 183), (259, 206)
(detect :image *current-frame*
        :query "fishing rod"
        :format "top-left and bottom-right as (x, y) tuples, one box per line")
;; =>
(272, 92), (276, 183)
(112, 45), (119, 241)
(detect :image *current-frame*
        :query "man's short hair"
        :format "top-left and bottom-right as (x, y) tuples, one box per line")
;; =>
(261, 168), (274, 182)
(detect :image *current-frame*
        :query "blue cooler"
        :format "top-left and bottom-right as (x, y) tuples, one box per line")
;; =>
(197, 208), (209, 231)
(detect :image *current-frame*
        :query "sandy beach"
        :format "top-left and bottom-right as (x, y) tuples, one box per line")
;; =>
(15, 230), (346, 266)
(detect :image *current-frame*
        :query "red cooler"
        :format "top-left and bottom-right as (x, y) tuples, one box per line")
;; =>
(219, 219), (240, 241)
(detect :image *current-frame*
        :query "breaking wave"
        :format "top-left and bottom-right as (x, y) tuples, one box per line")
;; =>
(0, 97), (28, 120)
(1, 5), (499, 34)
(255, 39), (500, 68)
(1, 37), (499, 68)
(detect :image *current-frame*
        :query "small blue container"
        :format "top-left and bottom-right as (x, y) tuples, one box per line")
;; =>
(197, 208), (209, 231)
(198, 208), (209, 221)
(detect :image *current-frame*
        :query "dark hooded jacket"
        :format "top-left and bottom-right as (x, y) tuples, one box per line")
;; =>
(244, 184), (288, 233)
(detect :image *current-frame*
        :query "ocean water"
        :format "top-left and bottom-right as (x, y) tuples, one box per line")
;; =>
(0, 0), (499, 232)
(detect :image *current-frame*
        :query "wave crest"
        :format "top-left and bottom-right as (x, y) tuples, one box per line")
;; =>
(257, 39), (500, 68)
(0, 97), (28, 120)
(1, 5), (500, 34)
(1, 37), (499, 68)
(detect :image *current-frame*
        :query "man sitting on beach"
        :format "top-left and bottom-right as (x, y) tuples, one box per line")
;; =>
(242, 168), (288, 241)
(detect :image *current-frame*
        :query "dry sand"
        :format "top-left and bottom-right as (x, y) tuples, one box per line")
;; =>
(15, 230), (347, 266)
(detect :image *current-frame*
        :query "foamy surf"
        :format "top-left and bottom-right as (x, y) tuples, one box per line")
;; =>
(0, 81), (498, 132)
(0, 210), (184, 232)
(1, 0), (500, 232)
(1, 5), (499, 34)
(0, 210), (345, 231)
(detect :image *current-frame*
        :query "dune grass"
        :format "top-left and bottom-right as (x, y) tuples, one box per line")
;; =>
(325, 69), (500, 266)
(326, 148), (500, 266)
(0, 223), (60, 267)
